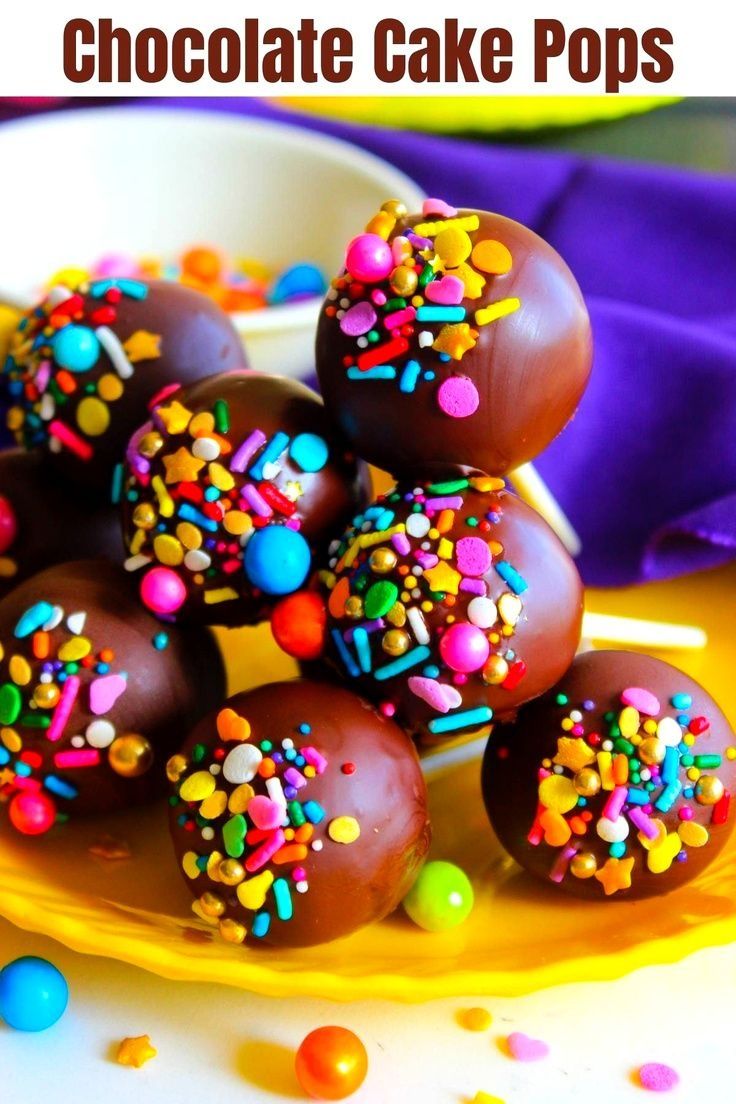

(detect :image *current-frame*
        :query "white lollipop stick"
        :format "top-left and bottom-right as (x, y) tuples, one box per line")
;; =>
(582, 611), (707, 651)
(509, 462), (582, 557)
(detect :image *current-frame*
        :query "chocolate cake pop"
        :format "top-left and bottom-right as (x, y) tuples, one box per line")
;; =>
(2, 279), (247, 492)
(0, 560), (225, 834)
(0, 449), (121, 598)
(316, 198), (592, 479)
(168, 679), (430, 948)
(482, 651), (736, 899)
(121, 372), (368, 626)
(275, 476), (583, 743)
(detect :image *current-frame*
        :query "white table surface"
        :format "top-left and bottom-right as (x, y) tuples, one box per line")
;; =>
(1, 915), (732, 1103)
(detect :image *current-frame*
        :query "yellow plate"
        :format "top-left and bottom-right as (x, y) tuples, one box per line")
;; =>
(0, 566), (734, 1001)
(279, 96), (678, 134)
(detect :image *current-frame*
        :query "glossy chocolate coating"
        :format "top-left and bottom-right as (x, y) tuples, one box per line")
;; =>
(482, 651), (736, 900)
(122, 372), (369, 627)
(2, 279), (247, 493)
(0, 449), (121, 599)
(316, 206), (592, 479)
(318, 478), (583, 744)
(168, 679), (430, 948)
(0, 560), (225, 827)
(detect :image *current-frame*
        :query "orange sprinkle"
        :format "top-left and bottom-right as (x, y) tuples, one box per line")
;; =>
(437, 509), (455, 533)
(32, 632), (50, 660)
(55, 370), (77, 395)
(568, 815), (588, 835)
(257, 758), (276, 779)
(613, 753), (629, 786)
(272, 844), (308, 865)
(294, 824), (314, 844)
(99, 648), (115, 663)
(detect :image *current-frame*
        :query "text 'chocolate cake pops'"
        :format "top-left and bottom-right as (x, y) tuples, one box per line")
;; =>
(316, 198), (592, 479)
(2, 279), (247, 492)
(482, 651), (736, 900)
(122, 372), (368, 626)
(0, 561), (225, 835)
(168, 680), (430, 948)
(0, 449), (120, 599)
(274, 477), (582, 743)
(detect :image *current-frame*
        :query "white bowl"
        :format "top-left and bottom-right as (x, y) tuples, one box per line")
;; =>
(0, 106), (424, 378)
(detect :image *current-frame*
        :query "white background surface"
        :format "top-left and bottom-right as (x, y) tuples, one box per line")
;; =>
(1, 915), (734, 1103)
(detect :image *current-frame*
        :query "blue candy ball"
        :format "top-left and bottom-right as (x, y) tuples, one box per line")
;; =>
(0, 956), (69, 1031)
(244, 525), (311, 595)
(289, 433), (329, 474)
(53, 325), (100, 372)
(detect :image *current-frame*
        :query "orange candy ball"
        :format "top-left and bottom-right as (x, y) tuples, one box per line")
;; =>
(295, 1026), (368, 1100)
(271, 591), (327, 661)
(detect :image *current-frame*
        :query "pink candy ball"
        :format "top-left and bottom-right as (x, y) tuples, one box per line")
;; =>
(0, 496), (18, 555)
(345, 234), (393, 283)
(140, 566), (187, 615)
(439, 622), (490, 673)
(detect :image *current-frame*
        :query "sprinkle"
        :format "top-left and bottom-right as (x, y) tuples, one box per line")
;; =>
(328, 816), (361, 844)
(474, 298), (521, 326)
(249, 431), (290, 481)
(374, 645), (431, 681)
(637, 1063), (680, 1092)
(272, 877), (294, 920)
(428, 706), (493, 734)
(116, 1035), (157, 1069)
(46, 675), (80, 742)
(230, 428), (267, 473)
(347, 365), (396, 380)
(97, 325), (134, 378)
(506, 1032), (549, 1063)
(53, 748), (101, 769)
(494, 561), (528, 594)
(399, 359), (422, 393)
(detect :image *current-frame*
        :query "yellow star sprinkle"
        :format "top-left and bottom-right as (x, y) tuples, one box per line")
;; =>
(116, 1035), (157, 1069)
(155, 400), (193, 435)
(285, 480), (304, 501)
(553, 736), (596, 773)
(423, 560), (462, 595)
(122, 330), (162, 363)
(451, 262), (486, 299)
(594, 857), (635, 896)
(162, 447), (205, 485)
(432, 322), (478, 361)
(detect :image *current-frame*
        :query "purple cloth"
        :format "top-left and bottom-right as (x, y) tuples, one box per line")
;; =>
(3, 97), (735, 585)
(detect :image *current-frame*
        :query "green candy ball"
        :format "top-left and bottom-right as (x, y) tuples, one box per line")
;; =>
(402, 861), (474, 932)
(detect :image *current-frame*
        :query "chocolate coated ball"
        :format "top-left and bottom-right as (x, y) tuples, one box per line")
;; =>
(482, 651), (736, 900)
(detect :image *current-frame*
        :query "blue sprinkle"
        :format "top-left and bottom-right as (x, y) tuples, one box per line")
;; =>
(374, 510), (395, 532)
(0, 748), (10, 766)
(249, 431), (290, 481)
(44, 775), (78, 800)
(290, 433), (329, 474)
(177, 503), (218, 533)
(110, 463), (124, 505)
(609, 842), (627, 858)
(422, 665), (441, 679)
(251, 912), (271, 939)
(347, 366), (396, 380)
(302, 801), (325, 824)
(153, 632), (169, 651)
(671, 693), (693, 710)
(494, 561), (528, 595)
(14, 761), (32, 777)
(416, 306), (466, 323)
(424, 371), (435, 381)
(331, 629), (360, 679)
(399, 359), (422, 394)
(298, 723), (311, 735)
(374, 646), (431, 681)
(428, 706), (493, 735)
(272, 878), (293, 921)
(15, 602), (55, 639)
(353, 627), (372, 674)
(204, 486), (220, 502)
(662, 746), (680, 786)
(626, 788), (650, 806)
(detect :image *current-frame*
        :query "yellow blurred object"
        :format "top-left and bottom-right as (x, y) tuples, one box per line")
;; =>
(0, 566), (734, 1001)
(0, 303), (22, 364)
(279, 95), (678, 133)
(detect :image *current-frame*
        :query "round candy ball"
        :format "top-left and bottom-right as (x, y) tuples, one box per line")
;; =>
(0, 450), (121, 601)
(168, 679), (430, 948)
(0, 560), (225, 832)
(1, 279), (247, 493)
(122, 372), (368, 626)
(316, 198), (592, 479)
(310, 476), (582, 744)
(402, 860), (475, 931)
(482, 651), (736, 900)
(0, 957), (68, 1031)
(295, 1026), (368, 1101)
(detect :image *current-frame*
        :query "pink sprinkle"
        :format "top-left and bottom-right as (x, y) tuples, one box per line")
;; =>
(54, 748), (101, 769)
(678, 807), (694, 821)
(148, 382), (181, 410)
(507, 1032), (549, 1063)
(456, 536), (491, 577)
(246, 829), (285, 873)
(383, 306), (416, 330)
(603, 786), (628, 822)
(638, 1063), (679, 1092)
(292, 866), (307, 881)
(622, 687), (661, 716)
(49, 420), (93, 461)
(414, 552), (438, 570)
(340, 301), (376, 337)
(422, 197), (458, 218)
(424, 274), (465, 306)
(460, 578), (487, 596)
(242, 484), (272, 518)
(407, 676), (462, 714)
(436, 376), (480, 419)
(371, 289), (387, 306)
(284, 767), (306, 790)
(247, 796), (284, 831)
(88, 674), (127, 716)
(47, 675), (80, 742)
(230, 429), (267, 473)
(549, 845), (577, 883)
(301, 746), (328, 774)
(392, 533), (411, 556)
(425, 496), (463, 511)
(628, 806), (659, 839)
(36, 362), (52, 392)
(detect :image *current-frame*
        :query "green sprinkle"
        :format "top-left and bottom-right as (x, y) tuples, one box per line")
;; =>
(465, 517), (478, 527)
(192, 743), (207, 764)
(694, 754), (722, 769)
(20, 713), (50, 728)
(223, 814), (246, 859)
(419, 264), (434, 287)
(384, 297), (407, 311)
(0, 683), (22, 726)
(365, 580), (399, 620)
(555, 693), (569, 706)
(614, 738), (635, 755)
(288, 800), (306, 827)
(214, 399), (229, 433)
(426, 479), (470, 495)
